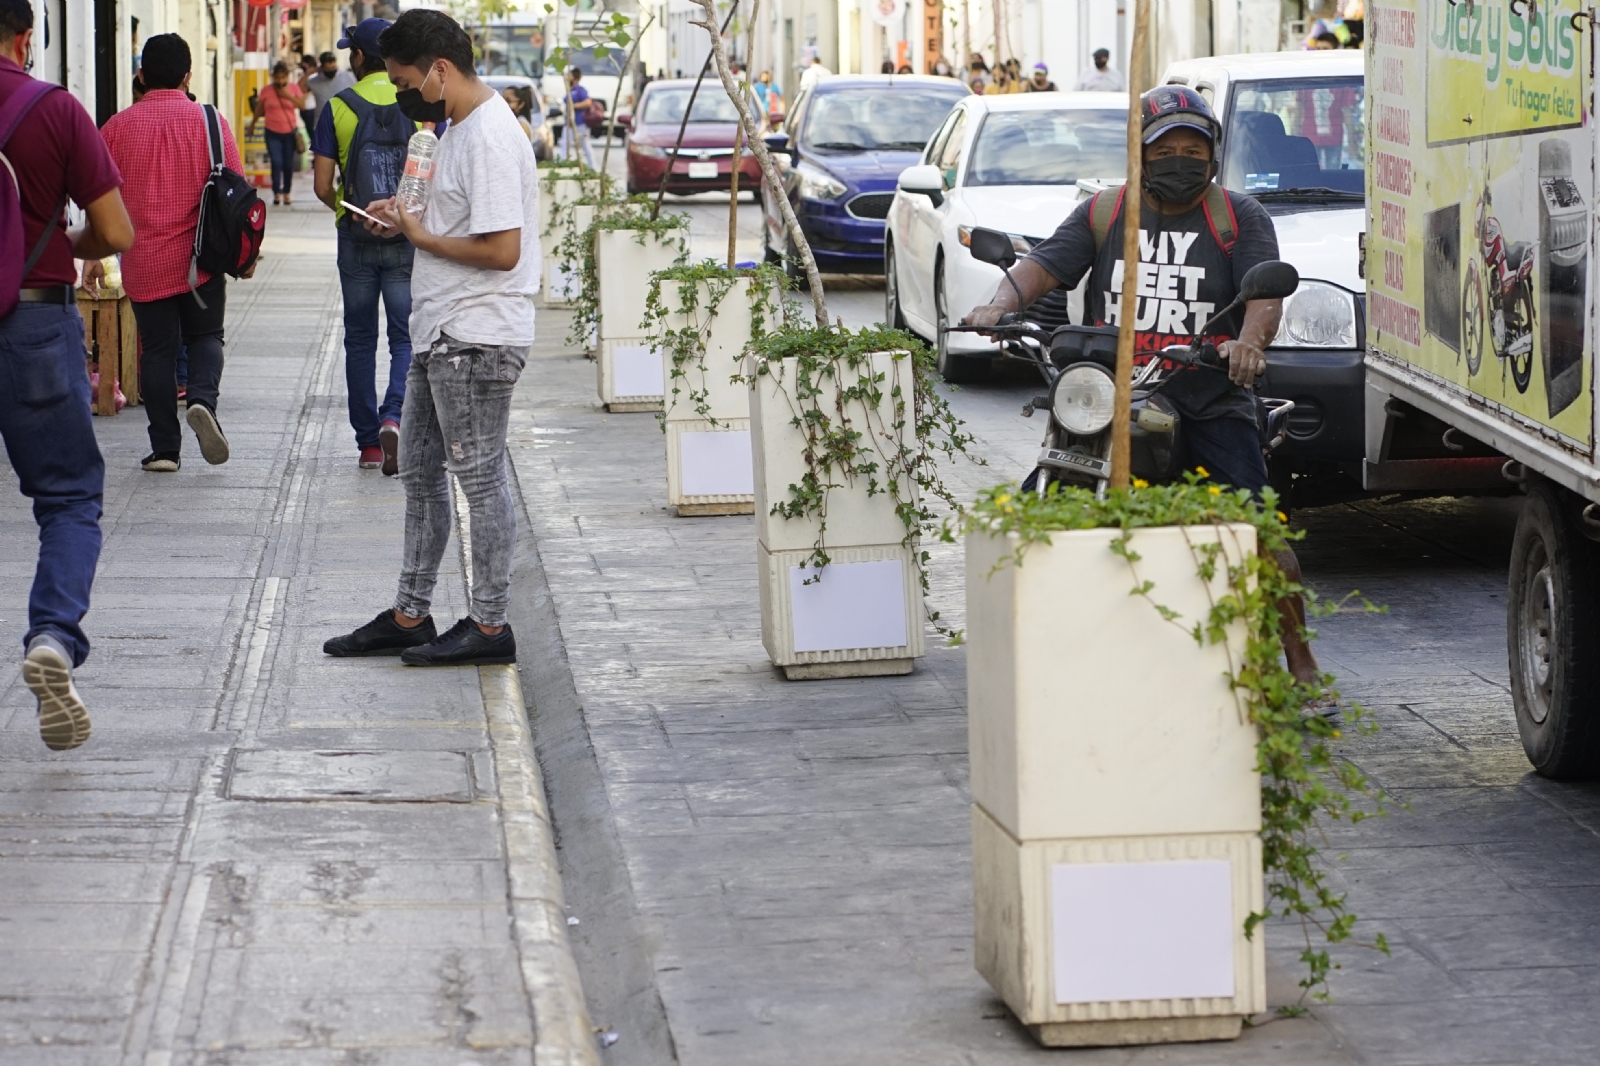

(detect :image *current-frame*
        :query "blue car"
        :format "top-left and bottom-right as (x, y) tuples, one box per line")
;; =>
(762, 75), (970, 277)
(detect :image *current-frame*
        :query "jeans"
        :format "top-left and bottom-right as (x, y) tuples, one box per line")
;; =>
(1179, 414), (1270, 495)
(559, 122), (594, 167)
(132, 275), (226, 455)
(337, 231), (414, 449)
(0, 303), (105, 666)
(264, 129), (297, 195)
(394, 333), (526, 627)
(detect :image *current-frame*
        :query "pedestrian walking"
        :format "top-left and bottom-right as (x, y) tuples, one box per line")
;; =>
(753, 69), (783, 126)
(1074, 48), (1127, 91)
(253, 60), (305, 205)
(1027, 63), (1058, 92)
(323, 7), (539, 666)
(101, 33), (243, 474)
(304, 50), (356, 130)
(0, 0), (135, 750)
(560, 66), (594, 166)
(297, 54), (319, 133)
(311, 17), (415, 475)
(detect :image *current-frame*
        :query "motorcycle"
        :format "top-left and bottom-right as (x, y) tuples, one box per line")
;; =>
(1462, 187), (1537, 392)
(946, 226), (1301, 496)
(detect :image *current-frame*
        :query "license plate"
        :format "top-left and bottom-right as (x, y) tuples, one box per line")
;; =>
(688, 161), (719, 179)
(1039, 448), (1110, 478)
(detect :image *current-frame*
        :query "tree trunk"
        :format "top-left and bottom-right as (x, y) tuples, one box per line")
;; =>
(1109, 0), (1150, 490)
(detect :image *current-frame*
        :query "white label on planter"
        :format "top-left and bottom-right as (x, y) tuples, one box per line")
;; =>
(788, 559), (907, 652)
(680, 430), (753, 496)
(1051, 860), (1234, 1004)
(612, 345), (664, 398)
(552, 264), (580, 300)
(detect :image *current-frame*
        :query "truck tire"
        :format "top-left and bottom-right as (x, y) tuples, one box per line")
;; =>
(1508, 479), (1600, 778)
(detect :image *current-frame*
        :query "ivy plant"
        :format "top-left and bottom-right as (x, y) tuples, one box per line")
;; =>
(748, 324), (980, 634)
(643, 261), (786, 428)
(559, 195), (690, 348)
(957, 475), (1391, 1005)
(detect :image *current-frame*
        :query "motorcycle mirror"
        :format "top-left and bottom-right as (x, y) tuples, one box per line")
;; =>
(1238, 261), (1300, 302)
(967, 227), (1018, 270)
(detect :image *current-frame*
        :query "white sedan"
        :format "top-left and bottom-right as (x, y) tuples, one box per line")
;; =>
(884, 92), (1127, 382)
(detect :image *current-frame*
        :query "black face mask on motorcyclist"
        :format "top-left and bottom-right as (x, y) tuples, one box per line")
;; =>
(1143, 155), (1213, 205)
(396, 65), (448, 123)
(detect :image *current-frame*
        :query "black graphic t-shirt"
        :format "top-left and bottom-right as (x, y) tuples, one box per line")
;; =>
(1025, 187), (1279, 424)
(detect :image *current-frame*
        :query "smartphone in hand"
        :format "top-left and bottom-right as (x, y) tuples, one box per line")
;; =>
(340, 200), (395, 228)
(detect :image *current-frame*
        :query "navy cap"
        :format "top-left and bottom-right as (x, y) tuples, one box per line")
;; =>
(337, 18), (389, 56)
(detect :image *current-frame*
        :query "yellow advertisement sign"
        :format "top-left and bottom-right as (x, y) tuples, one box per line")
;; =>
(1426, 0), (1583, 145)
(1366, 0), (1592, 449)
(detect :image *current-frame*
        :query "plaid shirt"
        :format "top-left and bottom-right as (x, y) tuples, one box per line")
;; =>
(100, 91), (243, 303)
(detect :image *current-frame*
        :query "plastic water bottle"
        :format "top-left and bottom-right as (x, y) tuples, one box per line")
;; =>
(397, 128), (439, 216)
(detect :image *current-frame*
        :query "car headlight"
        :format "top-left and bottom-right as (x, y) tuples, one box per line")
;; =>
(958, 226), (1033, 255)
(628, 142), (667, 159)
(1273, 280), (1357, 349)
(797, 166), (847, 201)
(1051, 363), (1116, 434)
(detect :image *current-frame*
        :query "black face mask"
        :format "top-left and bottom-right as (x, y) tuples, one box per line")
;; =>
(396, 68), (447, 123)
(1143, 156), (1212, 204)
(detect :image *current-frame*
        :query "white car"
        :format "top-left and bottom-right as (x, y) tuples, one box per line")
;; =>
(884, 92), (1128, 382)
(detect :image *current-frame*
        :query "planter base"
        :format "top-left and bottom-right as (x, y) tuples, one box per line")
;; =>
(781, 658), (914, 680)
(1028, 1015), (1243, 1048)
(605, 400), (662, 413)
(677, 502), (755, 517)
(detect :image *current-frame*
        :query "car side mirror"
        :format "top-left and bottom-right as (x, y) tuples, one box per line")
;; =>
(616, 113), (632, 130)
(966, 226), (1017, 269)
(897, 163), (945, 209)
(1239, 260), (1299, 302)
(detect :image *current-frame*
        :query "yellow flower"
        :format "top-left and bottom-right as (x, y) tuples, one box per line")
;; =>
(1132, 478), (1149, 489)
(994, 493), (1011, 506)
(1277, 511), (1289, 523)
(1195, 466), (1210, 479)
(1207, 485), (1222, 496)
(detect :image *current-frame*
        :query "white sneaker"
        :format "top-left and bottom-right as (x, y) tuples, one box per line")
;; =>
(22, 638), (91, 751)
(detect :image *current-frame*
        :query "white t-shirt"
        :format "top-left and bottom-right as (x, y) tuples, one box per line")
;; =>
(409, 91), (542, 352)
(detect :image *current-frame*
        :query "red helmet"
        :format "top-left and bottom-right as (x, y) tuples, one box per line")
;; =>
(1140, 85), (1219, 146)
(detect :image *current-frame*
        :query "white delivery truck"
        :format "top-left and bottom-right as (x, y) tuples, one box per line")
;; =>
(1365, 0), (1599, 776)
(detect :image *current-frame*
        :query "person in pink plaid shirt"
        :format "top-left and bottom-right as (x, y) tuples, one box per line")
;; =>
(100, 34), (243, 472)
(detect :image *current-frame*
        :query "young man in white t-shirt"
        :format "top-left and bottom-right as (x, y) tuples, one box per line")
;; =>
(322, 7), (540, 666)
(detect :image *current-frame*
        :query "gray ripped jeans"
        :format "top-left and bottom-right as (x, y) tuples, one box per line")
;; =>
(394, 333), (527, 627)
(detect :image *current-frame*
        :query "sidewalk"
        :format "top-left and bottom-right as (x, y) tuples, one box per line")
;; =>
(505, 305), (1351, 1065)
(0, 208), (587, 1064)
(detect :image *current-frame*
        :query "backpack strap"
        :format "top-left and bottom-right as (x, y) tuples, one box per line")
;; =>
(1088, 186), (1125, 253)
(189, 104), (225, 304)
(202, 103), (224, 173)
(334, 86), (374, 117)
(1, 81), (68, 284)
(1201, 183), (1237, 257)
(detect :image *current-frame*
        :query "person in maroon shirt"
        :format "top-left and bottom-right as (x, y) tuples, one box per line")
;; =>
(0, 0), (134, 751)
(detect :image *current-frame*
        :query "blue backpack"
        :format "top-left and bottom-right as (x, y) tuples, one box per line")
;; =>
(336, 88), (409, 243)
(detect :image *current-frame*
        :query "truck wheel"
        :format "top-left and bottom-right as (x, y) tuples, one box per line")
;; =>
(1508, 480), (1600, 778)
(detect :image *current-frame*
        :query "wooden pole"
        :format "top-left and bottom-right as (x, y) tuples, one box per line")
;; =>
(1109, 0), (1149, 490)
(728, 0), (758, 267)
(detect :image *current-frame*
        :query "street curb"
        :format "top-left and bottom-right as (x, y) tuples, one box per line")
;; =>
(480, 663), (601, 1066)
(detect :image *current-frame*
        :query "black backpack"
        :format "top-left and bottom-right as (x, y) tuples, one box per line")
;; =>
(336, 87), (409, 243)
(190, 104), (265, 299)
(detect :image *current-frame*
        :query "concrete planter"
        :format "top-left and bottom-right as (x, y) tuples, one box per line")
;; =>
(595, 227), (683, 412)
(660, 276), (771, 516)
(750, 350), (925, 678)
(965, 524), (1265, 1047)
(538, 171), (599, 307)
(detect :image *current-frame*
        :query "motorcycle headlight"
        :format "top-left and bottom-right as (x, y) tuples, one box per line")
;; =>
(1052, 363), (1116, 435)
(797, 166), (847, 201)
(628, 141), (667, 159)
(1273, 280), (1358, 349)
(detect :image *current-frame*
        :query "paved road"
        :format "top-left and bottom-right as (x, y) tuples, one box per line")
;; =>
(518, 196), (1600, 1065)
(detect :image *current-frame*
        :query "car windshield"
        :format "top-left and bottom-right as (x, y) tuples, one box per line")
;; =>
(472, 25), (546, 79)
(552, 45), (626, 79)
(803, 89), (965, 151)
(965, 109), (1126, 186)
(1221, 77), (1365, 199)
(640, 88), (742, 125)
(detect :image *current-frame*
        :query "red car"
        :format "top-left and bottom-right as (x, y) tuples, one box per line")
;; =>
(624, 78), (762, 196)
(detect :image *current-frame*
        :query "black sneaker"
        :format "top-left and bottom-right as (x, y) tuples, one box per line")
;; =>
(141, 451), (181, 472)
(323, 609), (437, 657)
(186, 402), (230, 465)
(401, 618), (517, 666)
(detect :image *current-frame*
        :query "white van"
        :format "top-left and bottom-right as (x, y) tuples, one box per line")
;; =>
(1163, 51), (1367, 495)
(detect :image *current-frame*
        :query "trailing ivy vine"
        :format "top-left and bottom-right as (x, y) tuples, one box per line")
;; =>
(958, 475), (1390, 1005)
(559, 195), (690, 349)
(748, 325), (980, 635)
(644, 261), (786, 428)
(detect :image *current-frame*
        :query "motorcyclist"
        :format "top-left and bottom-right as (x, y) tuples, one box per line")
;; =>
(963, 85), (1323, 690)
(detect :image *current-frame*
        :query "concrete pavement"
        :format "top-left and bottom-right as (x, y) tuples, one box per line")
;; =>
(0, 207), (589, 1064)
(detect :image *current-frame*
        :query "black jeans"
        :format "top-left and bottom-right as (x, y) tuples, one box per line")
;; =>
(264, 129), (296, 195)
(132, 275), (226, 455)
(1178, 415), (1270, 495)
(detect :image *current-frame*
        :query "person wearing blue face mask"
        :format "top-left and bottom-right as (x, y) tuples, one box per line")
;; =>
(323, 7), (540, 668)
